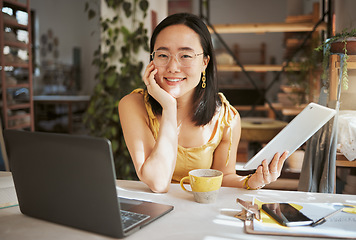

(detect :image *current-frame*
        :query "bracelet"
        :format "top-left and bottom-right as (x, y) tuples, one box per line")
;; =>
(243, 174), (264, 190)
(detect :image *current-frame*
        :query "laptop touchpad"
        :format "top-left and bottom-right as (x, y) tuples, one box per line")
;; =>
(119, 197), (144, 211)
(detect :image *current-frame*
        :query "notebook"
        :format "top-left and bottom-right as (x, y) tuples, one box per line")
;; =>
(4, 130), (173, 238)
(243, 102), (336, 170)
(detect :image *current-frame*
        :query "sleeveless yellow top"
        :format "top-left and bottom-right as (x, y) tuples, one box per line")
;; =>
(131, 88), (237, 182)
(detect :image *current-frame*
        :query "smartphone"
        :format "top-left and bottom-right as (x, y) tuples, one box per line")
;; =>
(262, 203), (313, 227)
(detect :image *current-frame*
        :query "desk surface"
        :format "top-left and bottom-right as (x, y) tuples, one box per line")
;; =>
(1, 172), (356, 240)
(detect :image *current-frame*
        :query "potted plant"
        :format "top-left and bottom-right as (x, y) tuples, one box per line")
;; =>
(315, 28), (356, 90)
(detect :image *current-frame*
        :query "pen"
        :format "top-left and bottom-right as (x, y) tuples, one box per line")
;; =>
(311, 208), (343, 227)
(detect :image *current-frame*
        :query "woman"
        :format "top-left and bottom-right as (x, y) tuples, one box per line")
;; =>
(119, 13), (288, 193)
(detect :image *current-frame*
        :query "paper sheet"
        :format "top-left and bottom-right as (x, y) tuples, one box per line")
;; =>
(0, 187), (18, 208)
(0, 173), (15, 188)
(0, 173), (18, 208)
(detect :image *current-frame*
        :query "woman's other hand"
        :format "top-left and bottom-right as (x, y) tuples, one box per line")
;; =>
(248, 151), (289, 189)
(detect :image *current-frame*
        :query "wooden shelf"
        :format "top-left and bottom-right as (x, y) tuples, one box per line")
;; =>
(5, 83), (30, 88)
(3, 19), (28, 31)
(8, 113), (31, 121)
(4, 40), (28, 49)
(209, 22), (327, 34)
(334, 55), (356, 69)
(234, 103), (305, 119)
(336, 154), (356, 167)
(217, 63), (300, 72)
(1, 62), (29, 68)
(7, 103), (31, 110)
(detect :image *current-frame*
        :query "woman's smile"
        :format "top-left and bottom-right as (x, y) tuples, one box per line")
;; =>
(164, 77), (186, 84)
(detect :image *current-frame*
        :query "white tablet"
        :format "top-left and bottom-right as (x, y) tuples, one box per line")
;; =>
(243, 102), (336, 170)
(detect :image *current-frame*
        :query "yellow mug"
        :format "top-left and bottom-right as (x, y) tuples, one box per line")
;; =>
(180, 169), (223, 203)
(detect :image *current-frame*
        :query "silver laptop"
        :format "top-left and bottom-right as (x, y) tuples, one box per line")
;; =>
(244, 102), (336, 170)
(4, 130), (173, 238)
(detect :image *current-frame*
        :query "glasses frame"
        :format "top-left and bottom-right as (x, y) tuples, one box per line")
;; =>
(151, 50), (204, 67)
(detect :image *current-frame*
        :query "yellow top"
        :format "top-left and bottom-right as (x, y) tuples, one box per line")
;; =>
(131, 88), (238, 182)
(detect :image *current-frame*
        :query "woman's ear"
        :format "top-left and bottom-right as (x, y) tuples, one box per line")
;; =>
(202, 55), (210, 71)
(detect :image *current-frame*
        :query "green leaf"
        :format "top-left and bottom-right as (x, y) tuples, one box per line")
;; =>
(88, 9), (96, 20)
(120, 26), (130, 40)
(139, 0), (149, 12)
(112, 16), (119, 24)
(123, 1), (132, 18)
(106, 72), (117, 87)
(112, 114), (119, 122)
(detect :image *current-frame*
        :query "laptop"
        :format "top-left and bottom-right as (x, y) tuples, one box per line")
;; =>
(243, 102), (336, 170)
(4, 130), (173, 238)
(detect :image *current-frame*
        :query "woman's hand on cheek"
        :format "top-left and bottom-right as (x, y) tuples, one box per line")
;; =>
(143, 62), (176, 108)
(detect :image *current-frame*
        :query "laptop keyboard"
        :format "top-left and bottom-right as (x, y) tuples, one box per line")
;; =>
(120, 210), (150, 231)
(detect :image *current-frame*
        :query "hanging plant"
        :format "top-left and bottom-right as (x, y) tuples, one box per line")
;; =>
(315, 28), (356, 90)
(83, 0), (149, 179)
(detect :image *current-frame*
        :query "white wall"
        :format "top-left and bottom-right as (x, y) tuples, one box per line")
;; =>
(30, 0), (100, 95)
(335, 0), (356, 32)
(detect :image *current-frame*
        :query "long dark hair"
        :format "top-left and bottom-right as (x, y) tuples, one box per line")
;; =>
(148, 13), (220, 126)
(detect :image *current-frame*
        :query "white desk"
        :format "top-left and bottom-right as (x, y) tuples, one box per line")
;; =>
(1, 172), (356, 240)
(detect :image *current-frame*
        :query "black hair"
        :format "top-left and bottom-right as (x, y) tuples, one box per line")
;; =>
(148, 12), (220, 126)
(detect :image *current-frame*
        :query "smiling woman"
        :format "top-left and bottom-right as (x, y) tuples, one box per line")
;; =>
(118, 13), (288, 193)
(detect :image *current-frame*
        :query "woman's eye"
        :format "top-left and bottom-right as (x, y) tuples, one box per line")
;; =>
(181, 54), (193, 59)
(158, 54), (169, 58)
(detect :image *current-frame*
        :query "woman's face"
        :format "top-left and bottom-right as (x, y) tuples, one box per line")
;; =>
(152, 24), (209, 99)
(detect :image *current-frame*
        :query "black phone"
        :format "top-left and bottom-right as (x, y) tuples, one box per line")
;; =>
(262, 203), (313, 227)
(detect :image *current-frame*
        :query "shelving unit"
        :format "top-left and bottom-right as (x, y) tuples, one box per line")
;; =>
(208, 2), (326, 117)
(0, 0), (34, 131)
(210, 3), (326, 73)
(208, 21), (327, 34)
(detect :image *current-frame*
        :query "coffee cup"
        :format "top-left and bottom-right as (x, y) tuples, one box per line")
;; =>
(180, 169), (223, 204)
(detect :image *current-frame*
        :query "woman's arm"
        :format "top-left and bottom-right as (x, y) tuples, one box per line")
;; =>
(211, 110), (288, 189)
(118, 63), (178, 193)
(211, 110), (246, 187)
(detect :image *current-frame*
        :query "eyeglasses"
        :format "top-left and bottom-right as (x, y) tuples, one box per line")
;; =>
(151, 50), (204, 67)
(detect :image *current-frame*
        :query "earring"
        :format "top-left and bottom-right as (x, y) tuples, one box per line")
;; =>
(202, 71), (206, 88)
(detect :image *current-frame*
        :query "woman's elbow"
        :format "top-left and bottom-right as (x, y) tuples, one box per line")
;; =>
(143, 177), (171, 193)
(149, 181), (170, 193)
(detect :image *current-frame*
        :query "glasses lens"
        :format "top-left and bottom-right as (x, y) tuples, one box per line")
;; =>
(152, 50), (202, 67)
(177, 51), (196, 66)
(153, 50), (170, 66)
